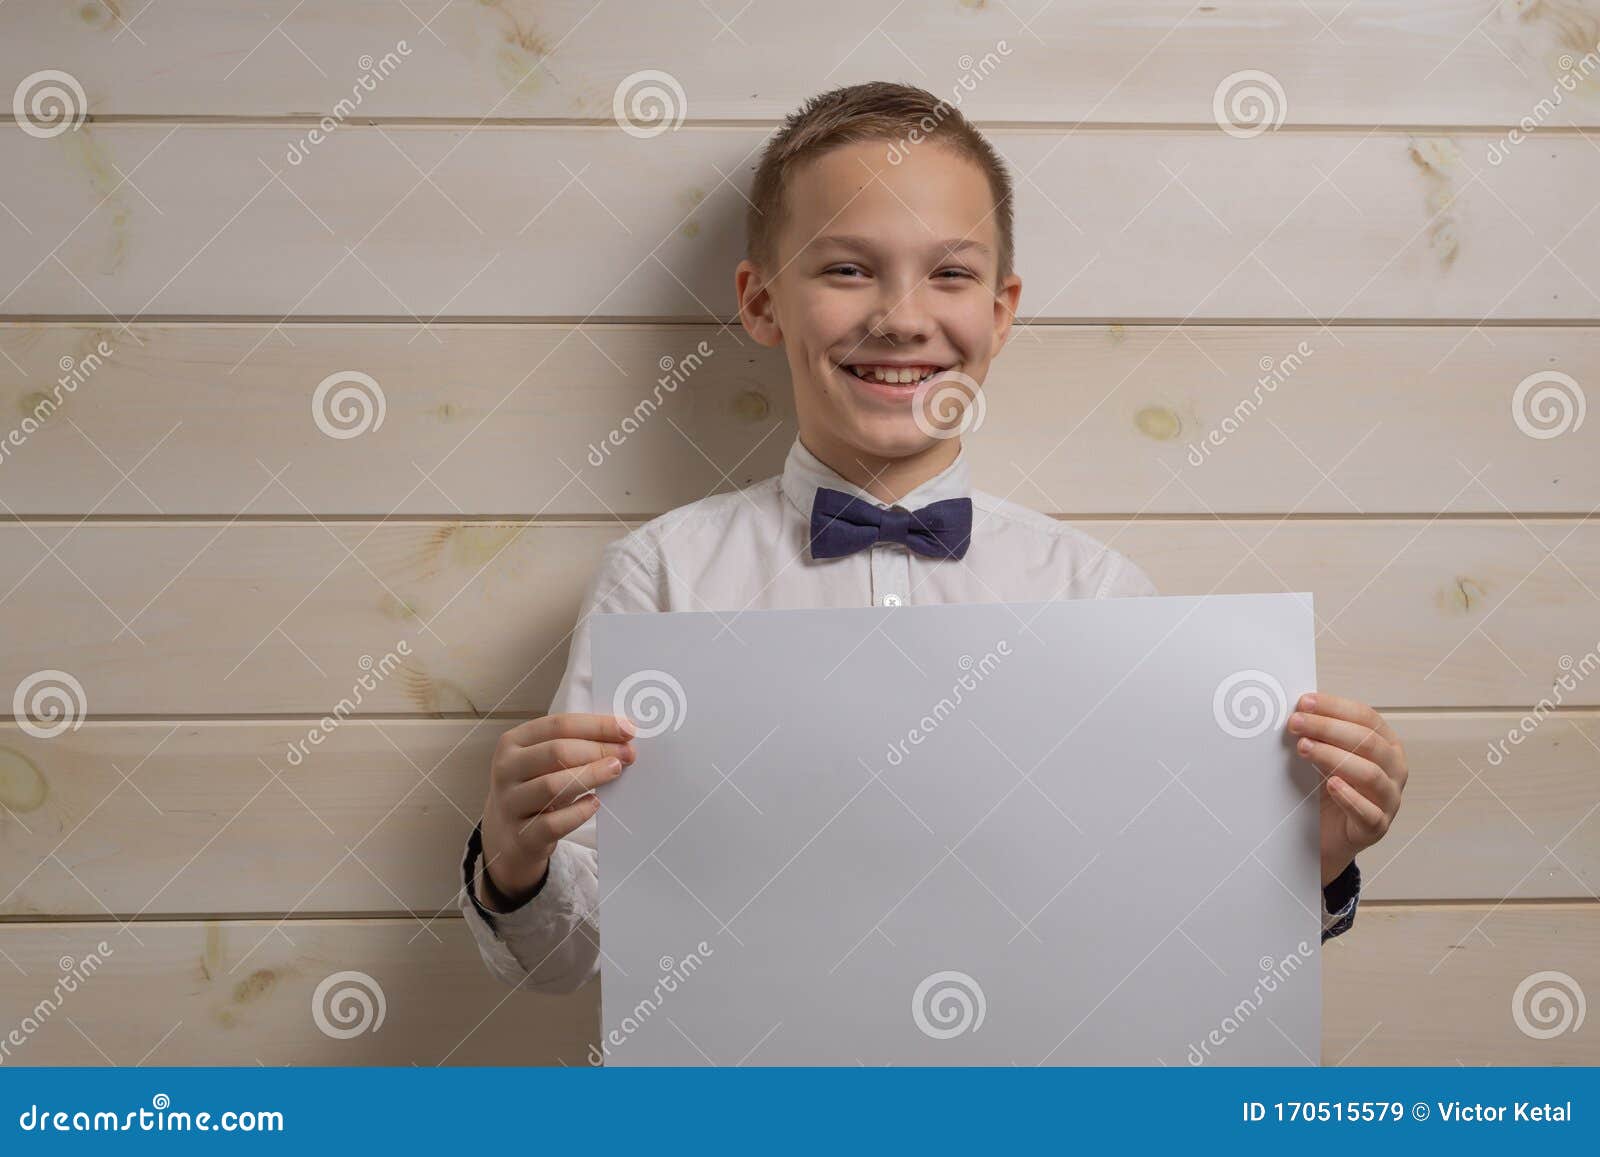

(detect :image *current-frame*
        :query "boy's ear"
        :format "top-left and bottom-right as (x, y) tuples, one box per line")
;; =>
(735, 259), (783, 348)
(992, 272), (1023, 350)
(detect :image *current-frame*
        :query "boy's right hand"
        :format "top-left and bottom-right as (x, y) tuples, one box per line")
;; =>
(477, 712), (638, 911)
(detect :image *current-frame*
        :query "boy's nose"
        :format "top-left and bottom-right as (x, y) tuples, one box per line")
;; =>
(868, 297), (932, 343)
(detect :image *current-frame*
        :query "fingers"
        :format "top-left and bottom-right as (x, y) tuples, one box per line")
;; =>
(524, 734), (636, 782)
(508, 753), (625, 819)
(496, 730), (636, 792)
(1327, 773), (1388, 837)
(1288, 710), (1399, 774)
(1296, 692), (1396, 744)
(501, 711), (638, 752)
(515, 792), (602, 845)
(1296, 735), (1401, 816)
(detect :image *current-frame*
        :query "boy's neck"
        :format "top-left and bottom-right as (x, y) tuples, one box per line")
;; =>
(799, 430), (962, 507)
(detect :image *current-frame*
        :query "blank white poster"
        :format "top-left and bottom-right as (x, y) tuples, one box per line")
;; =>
(591, 592), (1320, 1066)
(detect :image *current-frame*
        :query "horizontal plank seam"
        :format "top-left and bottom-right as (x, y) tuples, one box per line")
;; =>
(4, 706), (1597, 725)
(6, 315), (1600, 327)
(3, 515), (1598, 526)
(1356, 897), (1600, 909)
(12, 117), (1600, 134)
(3, 897), (1595, 926)
(0, 910), (471, 925)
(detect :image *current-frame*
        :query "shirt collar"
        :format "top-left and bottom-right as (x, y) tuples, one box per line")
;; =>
(779, 433), (972, 519)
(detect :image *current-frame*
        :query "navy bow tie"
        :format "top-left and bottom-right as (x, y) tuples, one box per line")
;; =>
(809, 486), (973, 561)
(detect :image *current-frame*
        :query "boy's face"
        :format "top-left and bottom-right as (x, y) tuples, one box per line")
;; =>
(737, 139), (1023, 474)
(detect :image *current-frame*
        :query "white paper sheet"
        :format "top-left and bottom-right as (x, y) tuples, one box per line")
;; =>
(591, 592), (1320, 1066)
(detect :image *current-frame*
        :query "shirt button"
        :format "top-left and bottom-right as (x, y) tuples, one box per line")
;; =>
(882, 593), (902, 607)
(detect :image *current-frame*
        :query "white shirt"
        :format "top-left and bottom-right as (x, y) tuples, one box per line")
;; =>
(459, 434), (1360, 992)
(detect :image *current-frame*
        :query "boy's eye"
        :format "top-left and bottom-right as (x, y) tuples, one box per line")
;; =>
(826, 265), (975, 280)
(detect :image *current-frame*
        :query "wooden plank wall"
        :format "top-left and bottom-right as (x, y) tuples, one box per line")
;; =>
(1, 1), (1596, 1066)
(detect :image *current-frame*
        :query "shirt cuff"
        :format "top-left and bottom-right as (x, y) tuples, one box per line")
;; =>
(1320, 857), (1361, 943)
(462, 818), (552, 931)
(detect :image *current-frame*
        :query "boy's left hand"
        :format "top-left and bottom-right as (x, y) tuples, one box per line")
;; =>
(1286, 692), (1409, 886)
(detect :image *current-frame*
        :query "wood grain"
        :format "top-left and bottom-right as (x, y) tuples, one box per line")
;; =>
(2, 126), (1593, 318)
(0, 916), (596, 1066)
(0, 713), (1594, 920)
(4, 1), (1597, 126)
(1, 519), (1596, 714)
(0, 904), (1592, 1065)
(1, 323), (1594, 516)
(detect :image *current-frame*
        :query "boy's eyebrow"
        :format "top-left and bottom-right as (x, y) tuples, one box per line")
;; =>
(812, 234), (994, 258)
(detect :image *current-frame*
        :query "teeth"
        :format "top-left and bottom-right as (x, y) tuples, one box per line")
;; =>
(845, 365), (943, 385)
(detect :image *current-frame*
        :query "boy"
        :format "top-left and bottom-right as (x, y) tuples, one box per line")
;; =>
(459, 82), (1408, 994)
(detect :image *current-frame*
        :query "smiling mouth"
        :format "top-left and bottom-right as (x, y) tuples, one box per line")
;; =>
(837, 363), (953, 385)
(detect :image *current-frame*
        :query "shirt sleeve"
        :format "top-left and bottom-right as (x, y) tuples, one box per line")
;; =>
(1319, 858), (1361, 943)
(1097, 551), (1159, 599)
(457, 530), (664, 992)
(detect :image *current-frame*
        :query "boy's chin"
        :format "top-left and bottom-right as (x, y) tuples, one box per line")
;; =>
(839, 412), (956, 460)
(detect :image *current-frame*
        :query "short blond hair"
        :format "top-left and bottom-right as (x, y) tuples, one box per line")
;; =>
(746, 81), (1015, 286)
